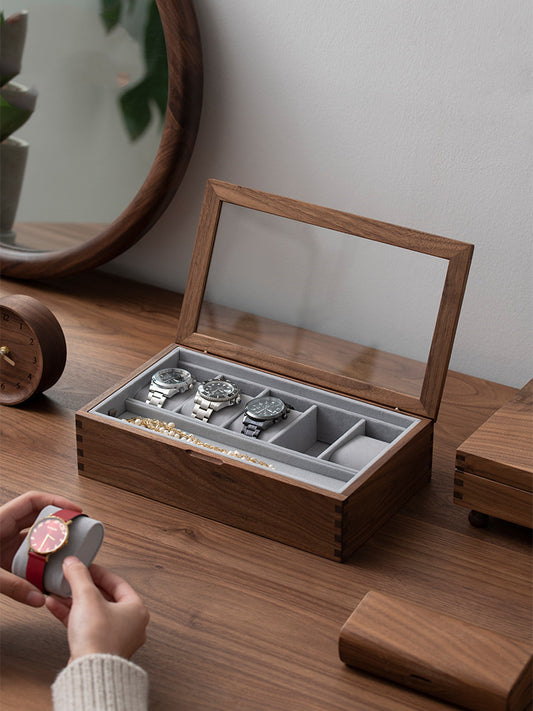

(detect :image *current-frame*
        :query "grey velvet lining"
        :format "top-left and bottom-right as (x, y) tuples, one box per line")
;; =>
(90, 347), (419, 493)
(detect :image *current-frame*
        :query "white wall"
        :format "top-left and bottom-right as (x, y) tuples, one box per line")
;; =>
(105, 1), (531, 389)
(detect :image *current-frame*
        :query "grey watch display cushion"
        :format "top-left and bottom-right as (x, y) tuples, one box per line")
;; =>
(92, 347), (419, 493)
(11, 505), (104, 597)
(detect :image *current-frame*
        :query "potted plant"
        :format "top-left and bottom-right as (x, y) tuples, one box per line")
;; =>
(0, 11), (37, 243)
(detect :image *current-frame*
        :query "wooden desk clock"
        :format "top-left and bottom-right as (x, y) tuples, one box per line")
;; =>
(76, 180), (473, 561)
(0, 294), (67, 405)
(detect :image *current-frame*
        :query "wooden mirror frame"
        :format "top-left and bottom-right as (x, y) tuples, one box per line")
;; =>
(0, 0), (203, 279)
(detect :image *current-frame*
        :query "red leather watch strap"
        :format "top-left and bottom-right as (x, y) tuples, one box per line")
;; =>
(54, 508), (84, 523)
(25, 509), (84, 592)
(26, 550), (47, 591)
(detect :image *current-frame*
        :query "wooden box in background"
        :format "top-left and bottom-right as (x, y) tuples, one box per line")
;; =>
(76, 180), (473, 561)
(454, 379), (533, 529)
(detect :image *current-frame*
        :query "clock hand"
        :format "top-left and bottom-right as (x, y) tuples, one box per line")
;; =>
(42, 533), (55, 546)
(0, 346), (15, 366)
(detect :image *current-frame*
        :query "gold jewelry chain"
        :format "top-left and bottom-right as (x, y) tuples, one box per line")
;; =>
(123, 417), (274, 469)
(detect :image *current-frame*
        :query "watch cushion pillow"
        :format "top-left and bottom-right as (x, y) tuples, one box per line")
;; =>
(11, 505), (104, 597)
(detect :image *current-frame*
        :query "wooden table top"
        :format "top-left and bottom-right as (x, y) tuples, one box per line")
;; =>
(1, 272), (531, 711)
(5, 222), (109, 251)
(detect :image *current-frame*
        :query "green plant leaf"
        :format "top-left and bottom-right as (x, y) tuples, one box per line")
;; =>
(143, 0), (168, 122)
(144, 2), (166, 74)
(0, 94), (32, 141)
(102, 0), (168, 140)
(119, 78), (152, 140)
(100, 0), (122, 32)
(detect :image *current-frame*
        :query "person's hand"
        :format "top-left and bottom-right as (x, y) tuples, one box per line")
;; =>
(45, 557), (149, 662)
(0, 491), (82, 607)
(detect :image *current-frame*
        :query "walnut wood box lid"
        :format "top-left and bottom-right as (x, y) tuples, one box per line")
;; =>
(176, 180), (473, 421)
(456, 378), (533, 491)
(339, 591), (533, 711)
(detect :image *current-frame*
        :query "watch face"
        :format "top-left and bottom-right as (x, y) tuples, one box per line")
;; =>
(0, 305), (44, 404)
(0, 296), (67, 406)
(199, 379), (239, 402)
(29, 516), (69, 555)
(153, 368), (191, 388)
(245, 396), (286, 420)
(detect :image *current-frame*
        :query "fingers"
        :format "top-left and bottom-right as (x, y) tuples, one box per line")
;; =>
(45, 558), (149, 661)
(0, 569), (45, 607)
(89, 563), (150, 632)
(89, 563), (144, 605)
(62, 556), (99, 601)
(63, 558), (144, 608)
(0, 491), (82, 540)
(45, 595), (72, 626)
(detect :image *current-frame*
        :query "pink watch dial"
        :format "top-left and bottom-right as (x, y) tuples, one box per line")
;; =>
(29, 517), (69, 555)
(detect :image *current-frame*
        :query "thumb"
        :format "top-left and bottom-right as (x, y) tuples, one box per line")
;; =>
(62, 556), (95, 598)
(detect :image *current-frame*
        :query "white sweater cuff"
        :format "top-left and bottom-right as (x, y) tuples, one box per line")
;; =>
(51, 653), (149, 711)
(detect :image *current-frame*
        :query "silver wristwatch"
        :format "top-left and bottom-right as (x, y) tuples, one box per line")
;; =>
(146, 368), (195, 407)
(241, 396), (291, 437)
(192, 376), (241, 422)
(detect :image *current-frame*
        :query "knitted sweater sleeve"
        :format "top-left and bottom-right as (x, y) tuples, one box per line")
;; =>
(51, 654), (149, 711)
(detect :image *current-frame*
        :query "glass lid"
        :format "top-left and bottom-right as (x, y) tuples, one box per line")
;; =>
(177, 180), (473, 420)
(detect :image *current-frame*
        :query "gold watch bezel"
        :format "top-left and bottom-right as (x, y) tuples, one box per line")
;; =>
(27, 515), (70, 556)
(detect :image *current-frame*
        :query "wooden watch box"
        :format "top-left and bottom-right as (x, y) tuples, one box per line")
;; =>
(76, 180), (473, 561)
(454, 379), (533, 529)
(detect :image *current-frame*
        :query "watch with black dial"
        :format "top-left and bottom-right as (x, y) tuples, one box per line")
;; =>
(146, 367), (195, 407)
(241, 396), (291, 437)
(26, 509), (86, 593)
(192, 376), (241, 422)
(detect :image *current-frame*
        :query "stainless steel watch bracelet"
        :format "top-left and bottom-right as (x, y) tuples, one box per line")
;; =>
(146, 390), (169, 408)
(191, 398), (214, 422)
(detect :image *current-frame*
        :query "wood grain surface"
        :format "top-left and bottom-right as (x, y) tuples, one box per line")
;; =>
(0, 272), (531, 711)
(455, 379), (533, 528)
(7, 223), (110, 251)
(457, 379), (533, 489)
(339, 591), (532, 711)
(0, 294), (67, 403)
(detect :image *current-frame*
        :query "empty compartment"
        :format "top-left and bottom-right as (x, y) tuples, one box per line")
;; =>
(272, 405), (364, 458)
(328, 417), (405, 469)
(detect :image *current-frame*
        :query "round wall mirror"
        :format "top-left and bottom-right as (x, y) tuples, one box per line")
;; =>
(0, 0), (202, 279)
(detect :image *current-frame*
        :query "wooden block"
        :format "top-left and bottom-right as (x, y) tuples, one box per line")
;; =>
(454, 379), (533, 527)
(456, 379), (533, 491)
(454, 471), (533, 528)
(339, 591), (532, 711)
